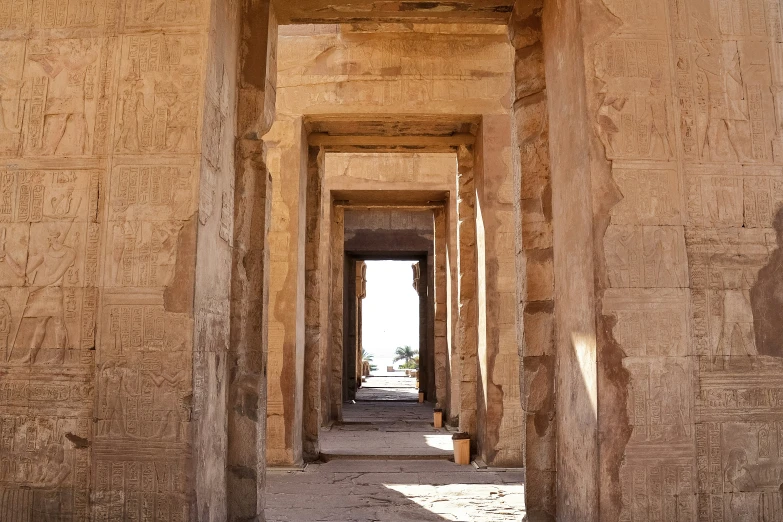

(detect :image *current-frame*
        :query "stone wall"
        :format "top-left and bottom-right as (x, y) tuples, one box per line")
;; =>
(0, 0), (275, 518)
(563, 0), (783, 519)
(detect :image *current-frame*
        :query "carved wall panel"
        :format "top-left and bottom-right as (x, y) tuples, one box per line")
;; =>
(114, 34), (203, 155)
(610, 165), (682, 225)
(604, 225), (689, 288)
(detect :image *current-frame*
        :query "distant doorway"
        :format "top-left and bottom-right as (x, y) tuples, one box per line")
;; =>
(358, 260), (420, 403)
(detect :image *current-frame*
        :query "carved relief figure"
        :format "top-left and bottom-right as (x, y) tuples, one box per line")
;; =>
(114, 76), (151, 153)
(147, 359), (187, 441)
(716, 269), (758, 368)
(33, 443), (71, 487)
(646, 96), (673, 157)
(99, 361), (137, 436)
(1, 227), (76, 364)
(695, 25), (751, 161)
(28, 41), (99, 156)
(751, 206), (783, 357)
(725, 448), (760, 522)
(607, 227), (640, 287)
(654, 362), (691, 441)
(597, 95), (627, 156)
(0, 43), (26, 156)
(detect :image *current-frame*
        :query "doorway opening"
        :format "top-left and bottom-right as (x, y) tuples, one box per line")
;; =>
(357, 260), (420, 404)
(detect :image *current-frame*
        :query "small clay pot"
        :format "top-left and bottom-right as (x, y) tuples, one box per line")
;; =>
(433, 408), (443, 428)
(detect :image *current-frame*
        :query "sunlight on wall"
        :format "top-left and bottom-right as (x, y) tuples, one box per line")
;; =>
(571, 332), (598, 419)
(362, 261), (420, 371)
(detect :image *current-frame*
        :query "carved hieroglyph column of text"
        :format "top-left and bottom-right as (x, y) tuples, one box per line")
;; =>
(303, 145), (324, 460)
(456, 145), (478, 441)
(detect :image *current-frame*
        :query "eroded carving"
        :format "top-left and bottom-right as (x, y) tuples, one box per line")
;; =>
(115, 34), (202, 154)
(605, 225), (688, 288)
(751, 207), (783, 357)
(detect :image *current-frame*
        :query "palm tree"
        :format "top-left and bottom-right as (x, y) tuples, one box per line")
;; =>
(361, 349), (373, 362)
(394, 345), (418, 367)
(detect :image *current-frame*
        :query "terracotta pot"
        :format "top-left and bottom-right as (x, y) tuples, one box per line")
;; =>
(452, 434), (470, 465)
(418, 391), (424, 403)
(433, 409), (443, 428)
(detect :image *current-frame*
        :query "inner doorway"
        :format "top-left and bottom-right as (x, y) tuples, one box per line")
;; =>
(356, 260), (420, 404)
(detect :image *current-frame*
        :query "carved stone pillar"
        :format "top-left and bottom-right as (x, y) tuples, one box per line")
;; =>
(228, 1), (278, 518)
(303, 146), (324, 461)
(456, 144), (479, 442)
(434, 207), (451, 413)
(329, 205), (345, 420)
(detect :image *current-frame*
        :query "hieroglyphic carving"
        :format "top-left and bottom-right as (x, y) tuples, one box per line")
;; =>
(625, 358), (693, 445)
(0, 41), (26, 157)
(0, 415), (90, 519)
(674, 10), (779, 163)
(23, 38), (115, 157)
(744, 169), (783, 227)
(604, 289), (690, 357)
(695, 419), (783, 521)
(619, 460), (695, 521)
(93, 440), (188, 521)
(29, 0), (121, 29)
(605, 225), (689, 287)
(105, 220), (183, 288)
(100, 291), (191, 357)
(0, 0), (29, 30)
(123, 0), (206, 29)
(611, 166), (681, 225)
(0, 169), (100, 223)
(686, 228), (775, 368)
(595, 37), (675, 161)
(97, 353), (190, 441)
(686, 165), (744, 227)
(115, 34), (202, 154)
(109, 163), (196, 222)
(0, 218), (99, 365)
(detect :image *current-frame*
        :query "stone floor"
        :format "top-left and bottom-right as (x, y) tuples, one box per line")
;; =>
(266, 460), (526, 521)
(322, 385), (452, 459)
(266, 374), (526, 520)
(356, 374), (420, 401)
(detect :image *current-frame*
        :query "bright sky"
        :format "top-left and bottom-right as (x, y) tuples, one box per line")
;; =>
(362, 261), (419, 369)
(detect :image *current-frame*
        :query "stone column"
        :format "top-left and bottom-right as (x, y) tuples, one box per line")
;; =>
(228, 0), (278, 518)
(329, 205), (345, 420)
(264, 116), (307, 467)
(476, 116), (524, 468)
(543, 0), (600, 518)
(510, 0), (556, 514)
(343, 256), (357, 401)
(434, 207), (451, 412)
(456, 144), (479, 442)
(302, 146), (324, 460)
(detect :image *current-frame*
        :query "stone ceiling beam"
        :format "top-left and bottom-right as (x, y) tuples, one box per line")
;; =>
(272, 0), (515, 24)
(309, 133), (474, 151)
